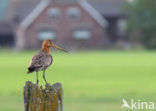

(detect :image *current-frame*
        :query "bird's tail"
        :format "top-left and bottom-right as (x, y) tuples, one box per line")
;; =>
(27, 67), (35, 74)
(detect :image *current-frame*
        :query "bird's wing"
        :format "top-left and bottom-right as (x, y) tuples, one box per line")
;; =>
(28, 50), (52, 68)
(42, 54), (52, 67)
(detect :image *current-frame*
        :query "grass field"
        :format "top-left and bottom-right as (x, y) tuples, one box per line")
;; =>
(0, 50), (156, 111)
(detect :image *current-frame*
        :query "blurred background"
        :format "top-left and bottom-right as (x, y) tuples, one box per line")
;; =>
(0, 0), (156, 111)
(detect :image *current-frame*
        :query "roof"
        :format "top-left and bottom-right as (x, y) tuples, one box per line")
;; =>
(20, 0), (108, 29)
(5, 0), (126, 28)
(5, 0), (126, 20)
(5, 0), (41, 22)
(89, 0), (126, 16)
(79, 0), (108, 27)
(20, 0), (49, 29)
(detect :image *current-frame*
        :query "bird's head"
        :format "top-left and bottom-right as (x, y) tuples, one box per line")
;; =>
(42, 39), (68, 53)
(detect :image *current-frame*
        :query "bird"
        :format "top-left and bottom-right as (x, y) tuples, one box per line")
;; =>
(27, 39), (68, 84)
(121, 99), (130, 109)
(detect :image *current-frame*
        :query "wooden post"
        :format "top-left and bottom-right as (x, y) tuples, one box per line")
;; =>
(23, 81), (63, 111)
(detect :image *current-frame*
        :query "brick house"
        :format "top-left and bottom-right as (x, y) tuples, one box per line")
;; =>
(16, 0), (109, 50)
(1, 0), (127, 49)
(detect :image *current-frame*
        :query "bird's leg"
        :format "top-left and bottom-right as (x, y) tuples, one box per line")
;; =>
(43, 70), (48, 84)
(36, 71), (39, 84)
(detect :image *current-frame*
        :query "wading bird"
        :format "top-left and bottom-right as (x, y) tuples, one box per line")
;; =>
(27, 39), (68, 84)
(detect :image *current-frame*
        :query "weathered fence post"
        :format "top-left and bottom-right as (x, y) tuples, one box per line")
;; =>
(23, 81), (63, 111)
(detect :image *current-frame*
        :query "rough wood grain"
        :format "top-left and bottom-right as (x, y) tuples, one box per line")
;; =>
(23, 81), (63, 111)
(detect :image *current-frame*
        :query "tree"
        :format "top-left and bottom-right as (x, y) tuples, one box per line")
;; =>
(125, 0), (156, 49)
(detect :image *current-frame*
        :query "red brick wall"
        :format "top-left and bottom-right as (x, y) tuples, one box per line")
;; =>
(24, 3), (109, 49)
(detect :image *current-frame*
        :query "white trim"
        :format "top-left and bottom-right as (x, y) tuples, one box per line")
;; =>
(79, 0), (108, 28)
(20, 0), (49, 29)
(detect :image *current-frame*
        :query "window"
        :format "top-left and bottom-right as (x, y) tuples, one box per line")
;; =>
(47, 8), (61, 20)
(38, 30), (56, 40)
(67, 7), (81, 20)
(73, 29), (91, 40)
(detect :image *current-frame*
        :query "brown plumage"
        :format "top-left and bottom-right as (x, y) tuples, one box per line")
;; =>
(27, 39), (68, 84)
(27, 50), (52, 73)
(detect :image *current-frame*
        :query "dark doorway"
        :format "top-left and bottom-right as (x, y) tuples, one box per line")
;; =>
(105, 16), (120, 42)
(0, 33), (15, 47)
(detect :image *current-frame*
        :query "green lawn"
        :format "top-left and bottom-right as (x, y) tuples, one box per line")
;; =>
(0, 50), (156, 111)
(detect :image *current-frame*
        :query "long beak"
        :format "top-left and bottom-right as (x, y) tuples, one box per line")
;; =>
(52, 44), (69, 53)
